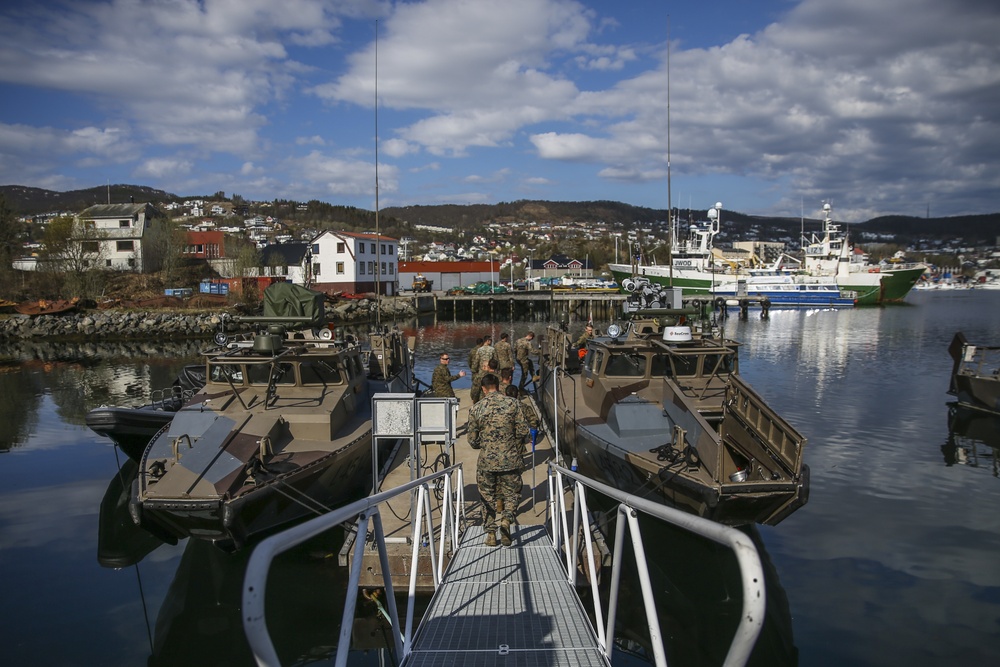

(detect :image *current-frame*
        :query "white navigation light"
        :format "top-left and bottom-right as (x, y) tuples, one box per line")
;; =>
(319, 327), (333, 340)
(663, 326), (692, 342)
(607, 324), (622, 338)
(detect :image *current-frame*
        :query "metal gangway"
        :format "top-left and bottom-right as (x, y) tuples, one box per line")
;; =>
(241, 460), (766, 667)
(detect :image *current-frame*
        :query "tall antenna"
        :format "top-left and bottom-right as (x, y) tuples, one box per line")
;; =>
(373, 20), (381, 326)
(666, 16), (673, 286)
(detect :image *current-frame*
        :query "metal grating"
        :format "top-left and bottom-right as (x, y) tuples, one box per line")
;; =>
(405, 525), (609, 667)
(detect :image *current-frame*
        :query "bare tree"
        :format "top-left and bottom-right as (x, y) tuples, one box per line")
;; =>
(40, 216), (109, 298)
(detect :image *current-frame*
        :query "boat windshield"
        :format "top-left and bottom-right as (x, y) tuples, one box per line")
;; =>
(209, 363), (244, 385)
(301, 360), (343, 385)
(248, 362), (296, 386)
(605, 351), (647, 377)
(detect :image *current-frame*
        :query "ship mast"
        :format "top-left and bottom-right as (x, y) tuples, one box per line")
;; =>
(666, 16), (673, 287)
(373, 21), (381, 326)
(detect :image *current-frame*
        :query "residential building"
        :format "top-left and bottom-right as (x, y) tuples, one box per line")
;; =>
(309, 231), (399, 296)
(184, 231), (225, 260)
(75, 203), (165, 271)
(529, 254), (594, 280)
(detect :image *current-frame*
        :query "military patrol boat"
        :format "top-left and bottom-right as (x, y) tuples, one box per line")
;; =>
(949, 332), (1000, 415)
(129, 284), (416, 549)
(538, 283), (808, 526)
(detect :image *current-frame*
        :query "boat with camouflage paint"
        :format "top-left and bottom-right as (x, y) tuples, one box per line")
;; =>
(537, 283), (808, 526)
(129, 283), (416, 549)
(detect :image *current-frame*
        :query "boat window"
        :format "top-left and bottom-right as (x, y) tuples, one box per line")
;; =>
(301, 360), (343, 385)
(605, 352), (647, 377)
(248, 362), (296, 386)
(209, 363), (244, 385)
(702, 353), (734, 376)
(671, 355), (700, 377)
(588, 349), (604, 375)
(650, 353), (672, 377)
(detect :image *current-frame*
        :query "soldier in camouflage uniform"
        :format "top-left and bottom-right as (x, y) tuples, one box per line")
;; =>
(495, 332), (514, 374)
(468, 373), (529, 546)
(468, 338), (484, 403)
(476, 335), (497, 370)
(504, 385), (538, 456)
(573, 324), (596, 348)
(430, 353), (465, 399)
(515, 331), (536, 391)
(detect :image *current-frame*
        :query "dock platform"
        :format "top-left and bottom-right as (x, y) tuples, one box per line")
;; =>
(403, 524), (609, 666)
(344, 386), (566, 592)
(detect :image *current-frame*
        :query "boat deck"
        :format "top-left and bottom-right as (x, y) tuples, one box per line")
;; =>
(345, 386), (563, 591)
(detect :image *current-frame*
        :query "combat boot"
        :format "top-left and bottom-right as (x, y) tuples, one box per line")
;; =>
(499, 518), (512, 547)
(484, 531), (497, 547)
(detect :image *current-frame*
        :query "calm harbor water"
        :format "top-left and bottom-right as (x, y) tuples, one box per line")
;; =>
(1, 289), (999, 666)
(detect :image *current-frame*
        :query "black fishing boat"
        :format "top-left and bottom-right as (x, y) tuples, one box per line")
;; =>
(948, 332), (1000, 415)
(538, 284), (808, 526)
(86, 364), (205, 462)
(129, 283), (416, 549)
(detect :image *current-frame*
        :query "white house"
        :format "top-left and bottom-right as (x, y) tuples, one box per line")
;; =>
(309, 231), (399, 296)
(75, 203), (164, 272)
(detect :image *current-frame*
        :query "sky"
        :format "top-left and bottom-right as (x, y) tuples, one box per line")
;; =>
(0, 0), (997, 221)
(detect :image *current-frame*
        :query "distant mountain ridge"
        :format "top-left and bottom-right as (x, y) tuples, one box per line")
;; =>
(0, 184), (179, 214)
(2, 184), (997, 244)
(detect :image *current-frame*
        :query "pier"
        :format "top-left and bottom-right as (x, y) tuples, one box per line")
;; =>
(407, 290), (626, 322)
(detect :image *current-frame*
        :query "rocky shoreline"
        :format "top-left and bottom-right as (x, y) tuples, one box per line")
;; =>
(0, 296), (419, 340)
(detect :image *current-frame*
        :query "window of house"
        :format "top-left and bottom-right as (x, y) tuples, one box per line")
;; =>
(105, 259), (112, 267)
(116, 240), (134, 252)
(359, 262), (366, 275)
(380, 243), (386, 255)
(359, 244), (365, 254)
(370, 243), (375, 253)
(381, 262), (386, 275)
(82, 241), (100, 253)
(313, 263), (321, 276)
(311, 244), (319, 255)
(127, 258), (135, 268)
(83, 260), (90, 268)
(336, 262), (345, 274)
(84, 221), (95, 230)
(368, 261), (374, 274)
(337, 242), (345, 253)
(119, 220), (132, 228)
(389, 263), (394, 275)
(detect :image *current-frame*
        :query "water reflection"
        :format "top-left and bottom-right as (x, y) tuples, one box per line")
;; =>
(594, 509), (797, 666)
(942, 404), (1000, 475)
(97, 460), (394, 666)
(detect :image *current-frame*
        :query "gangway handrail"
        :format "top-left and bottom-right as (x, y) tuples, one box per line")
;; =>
(547, 462), (766, 667)
(242, 463), (464, 667)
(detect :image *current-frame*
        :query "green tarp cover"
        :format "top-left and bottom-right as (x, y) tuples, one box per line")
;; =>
(262, 282), (327, 327)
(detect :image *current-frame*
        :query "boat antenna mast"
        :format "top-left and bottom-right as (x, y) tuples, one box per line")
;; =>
(666, 16), (673, 287)
(373, 20), (382, 328)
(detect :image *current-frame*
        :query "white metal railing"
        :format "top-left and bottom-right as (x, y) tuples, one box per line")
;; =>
(242, 464), (464, 667)
(547, 462), (766, 667)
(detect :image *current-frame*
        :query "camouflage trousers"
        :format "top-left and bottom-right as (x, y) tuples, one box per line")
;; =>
(517, 359), (535, 390)
(477, 468), (522, 532)
(470, 372), (483, 403)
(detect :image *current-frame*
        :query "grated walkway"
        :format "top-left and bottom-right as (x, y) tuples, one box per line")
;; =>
(403, 524), (609, 667)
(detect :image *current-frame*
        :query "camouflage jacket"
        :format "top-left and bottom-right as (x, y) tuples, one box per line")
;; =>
(494, 340), (514, 369)
(476, 343), (497, 370)
(518, 396), (539, 429)
(430, 363), (461, 398)
(573, 331), (595, 348)
(515, 337), (534, 363)
(466, 344), (481, 371)
(468, 390), (529, 471)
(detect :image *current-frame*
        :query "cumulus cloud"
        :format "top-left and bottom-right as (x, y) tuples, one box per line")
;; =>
(286, 150), (398, 198)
